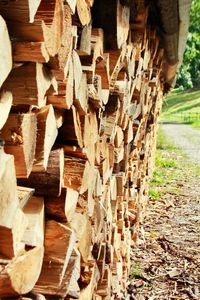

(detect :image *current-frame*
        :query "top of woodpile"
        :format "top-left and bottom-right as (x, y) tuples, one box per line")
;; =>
(147, 0), (191, 92)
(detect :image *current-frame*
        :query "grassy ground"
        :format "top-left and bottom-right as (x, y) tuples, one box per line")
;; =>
(162, 88), (200, 128)
(149, 128), (200, 201)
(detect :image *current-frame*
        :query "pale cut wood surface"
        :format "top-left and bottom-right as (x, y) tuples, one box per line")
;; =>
(0, 16), (12, 88)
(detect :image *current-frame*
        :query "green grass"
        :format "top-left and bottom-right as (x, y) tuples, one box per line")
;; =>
(162, 88), (200, 128)
(130, 262), (144, 279)
(149, 126), (200, 201)
(149, 129), (180, 201)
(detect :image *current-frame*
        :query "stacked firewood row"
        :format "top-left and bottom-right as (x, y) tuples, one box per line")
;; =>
(0, 0), (164, 299)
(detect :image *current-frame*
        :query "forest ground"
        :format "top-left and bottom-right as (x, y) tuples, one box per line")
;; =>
(128, 123), (200, 300)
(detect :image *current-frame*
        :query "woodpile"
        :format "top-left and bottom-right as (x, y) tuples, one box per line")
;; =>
(0, 0), (176, 299)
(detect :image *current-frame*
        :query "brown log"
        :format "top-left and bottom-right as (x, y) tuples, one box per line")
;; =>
(0, 16), (12, 88)
(77, 0), (91, 26)
(12, 42), (49, 63)
(33, 220), (76, 294)
(0, 0), (42, 24)
(1, 112), (37, 178)
(45, 187), (79, 222)
(58, 106), (84, 148)
(18, 148), (64, 196)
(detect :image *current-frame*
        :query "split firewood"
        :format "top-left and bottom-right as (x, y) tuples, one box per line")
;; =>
(66, 0), (77, 14)
(0, 16), (12, 88)
(22, 196), (44, 247)
(0, 0), (64, 57)
(33, 220), (76, 294)
(69, 212), (92, 261)
(0, 92), (12, 130)
(78, 261), (100, 300)
(58, 106), (84, 148)
(1, 111), (37, 178)
(77, 0), (91, 26)
(17, 186), (35, 209)
(0, 147), (19, 227)
(45, 187), (79, 222)
(92, 0), (130, 49)
(2, 63), (56, 108)
(0, 0), (42, 24)
(0, 246), (44, 298)
(33, 105), (58, 172)
(18, 148), (64, 196)
(12, 42), (50, 63)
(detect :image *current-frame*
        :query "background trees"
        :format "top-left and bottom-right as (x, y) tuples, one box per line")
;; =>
(176, 0), (200, 89)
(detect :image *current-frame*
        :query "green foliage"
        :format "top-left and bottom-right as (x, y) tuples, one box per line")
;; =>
(176, 0), (200, 89)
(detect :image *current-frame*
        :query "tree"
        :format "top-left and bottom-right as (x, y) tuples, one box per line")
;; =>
(176, 0), (200, 89)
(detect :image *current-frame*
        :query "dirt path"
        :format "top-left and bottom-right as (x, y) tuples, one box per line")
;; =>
(127, 124), (200, 300)
(161, 122), (200, 165)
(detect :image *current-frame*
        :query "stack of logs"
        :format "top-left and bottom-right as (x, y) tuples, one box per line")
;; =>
(0, 0), (164, 299)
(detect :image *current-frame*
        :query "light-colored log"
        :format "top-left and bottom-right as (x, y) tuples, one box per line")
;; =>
(77, 0), (91, 26)
(0, 16), (12, 88)
(33, 105), (58, 172)
(1, 112), (37, 178)
(0, 246), (44, 297)
(22, 196), (44, 247)
(0, 92), (12, 130)
(2, 63), (55, 108)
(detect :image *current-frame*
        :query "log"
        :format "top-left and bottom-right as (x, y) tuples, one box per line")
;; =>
(0, 247), (44, 297)
(45, 187), (79, 222)
(0, 201), (27, 258)
(0, 92), (12, 130)
(0, 0), (42, 24)
(33, 220), (76, 294)
(0, 146), (19, 228)
(69, 212), (92, 262)
(0, 16), (12, 88)
(22, 196), (44, 247)
(92, 0), (130, 49)
(2, 63), (55, 108)
(17, 186), (35, 209)
(0, 0), (64, 57)
(18, 148), (64, 196)
(77, 0), (91, 26)
(12, 42), (50, 63)
(57, 106), (84, 148)
(33, 105), (58, 172)
(1, 112), (37, 178)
